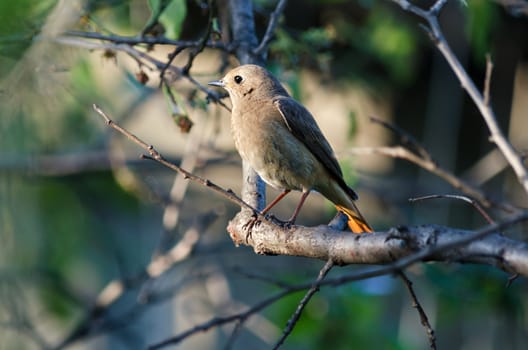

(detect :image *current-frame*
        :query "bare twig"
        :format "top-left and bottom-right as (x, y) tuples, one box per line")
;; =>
(483, 54), (494, 106)
(409, 194), (495, 225)
(398, 272), (436, 350)
(231, 267), (295, 289)
(63, 30), (229, 50)
(363, 117), (519, 212)
(253, 0), (288, 56)
(272, 259), (334, 350)
(148, 287), (297, 349)
(55, 36), (231, 111)
(369, 116), (432, 161)
(182, 0), (215, 74)
(392, 0), (528, 195)
(346, 146), (518, 213)
(92, 104), (254, 213)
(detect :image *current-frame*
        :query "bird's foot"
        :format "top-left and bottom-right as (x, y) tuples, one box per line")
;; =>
(266, 214), (294, 229)
(243, 211), (261, 243)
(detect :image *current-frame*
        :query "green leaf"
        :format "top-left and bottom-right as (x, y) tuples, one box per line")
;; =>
(159, 0), (187, 39)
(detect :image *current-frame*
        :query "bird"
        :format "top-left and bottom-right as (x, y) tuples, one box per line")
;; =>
(208, 64), (372, 233)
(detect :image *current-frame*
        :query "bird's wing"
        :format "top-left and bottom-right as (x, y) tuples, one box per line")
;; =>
(273, 96), (358, 200)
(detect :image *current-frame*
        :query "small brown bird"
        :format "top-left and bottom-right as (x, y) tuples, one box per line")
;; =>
(209, 64), (372, 233)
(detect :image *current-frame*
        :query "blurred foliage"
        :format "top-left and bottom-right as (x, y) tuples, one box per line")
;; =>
(269, 2), (419, 86)
(0, 0), (527, 349)
(0, 0), (57, 77)
(466, 0), (498, 62)
(157, 0), (187, 39)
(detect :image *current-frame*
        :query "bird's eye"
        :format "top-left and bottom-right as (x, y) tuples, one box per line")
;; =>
(234, 75), (243, 84)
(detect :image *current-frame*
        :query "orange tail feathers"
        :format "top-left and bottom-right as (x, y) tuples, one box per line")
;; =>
(335, 204), (373, 234)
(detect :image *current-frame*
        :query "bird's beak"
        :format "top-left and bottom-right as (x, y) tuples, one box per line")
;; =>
(208, 79), (225, 88)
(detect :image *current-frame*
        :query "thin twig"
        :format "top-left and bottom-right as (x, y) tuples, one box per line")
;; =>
(363, 117), (518, 213)
(409, 194), (495, 225)
(92, 104), (253, 212)
(346, 146), (519, 213)
(392, 0), (528, 195)
(232, 266), (295, 289)
(148, 287), (299, 349)
(182, 0), (215, 74)
(63, 30), (229, 50)
(272, 259), (334, 350)
(253, 0), (288, 56)
(398, 271), (437, 350)
(483, 53), (494, 106)
(369, 116), (432, 161)
(55, 36), (231, 111)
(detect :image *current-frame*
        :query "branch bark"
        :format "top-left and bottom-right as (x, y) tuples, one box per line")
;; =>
(228, 211), (528, 276)
(227, 0), (266, 210)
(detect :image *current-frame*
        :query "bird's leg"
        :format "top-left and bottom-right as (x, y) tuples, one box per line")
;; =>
(262, 189), (291, 215)
(284, 190), (310, 228)
(243, 189), (292, 242)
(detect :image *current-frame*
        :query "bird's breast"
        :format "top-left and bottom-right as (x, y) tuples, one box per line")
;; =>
(231, 105), (325, 192)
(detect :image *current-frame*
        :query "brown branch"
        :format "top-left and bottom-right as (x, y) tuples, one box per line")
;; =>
(483, 53), (494, 106)
(369, 116), (432, 162)
(392, 0), (528, 195)
(409, 194), (495, 225)
(228, 210), (528, 276)
(63, 30), (230, 50)
(227, 0), (266, 210)
(149, 212), (528, 350)
(91, 104), (253, 210)
(253, 0), (288, 57)
(272, 259), (334, 349)
(148, 287), (298, 349)
(55, 36), (231, 111)
(347, 146), (519, 213)
(398, 272), (436, 350)
(91, 104), (528, 279)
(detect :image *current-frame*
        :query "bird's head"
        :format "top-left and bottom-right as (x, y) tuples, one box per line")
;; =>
(208, 64), (289, 103)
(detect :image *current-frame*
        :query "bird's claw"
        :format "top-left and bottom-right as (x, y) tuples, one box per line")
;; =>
(266, 214), (294, 229)
(243, 211), (261, 243)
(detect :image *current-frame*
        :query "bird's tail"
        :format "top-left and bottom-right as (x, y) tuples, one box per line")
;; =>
(335, 203), (373, 234)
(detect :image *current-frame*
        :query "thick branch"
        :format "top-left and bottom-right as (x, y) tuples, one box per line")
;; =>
(228, 211), (528, 276)
(227, 0), (266, 210)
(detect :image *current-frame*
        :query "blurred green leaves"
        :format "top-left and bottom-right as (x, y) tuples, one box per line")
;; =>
(270, 4), (419, 86)
(0, 0), (56, 77)
(158, 0), (187, 39)
(466, 0), (497, 61)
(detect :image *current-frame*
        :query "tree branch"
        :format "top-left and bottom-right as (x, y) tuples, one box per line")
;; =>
(272, 259), (334, 349)
(398, 272), (436, 350)
(253, 0), (288, 57)
(228, 210), (528, 276)
(63, 30), (229, 50)
(227, 0), (266, 210)
(347, 145), (518, 213)
(392, 0), (528, 195)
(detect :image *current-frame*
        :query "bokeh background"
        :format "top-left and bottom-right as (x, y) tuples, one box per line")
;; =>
(1, 0), (527, 349)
